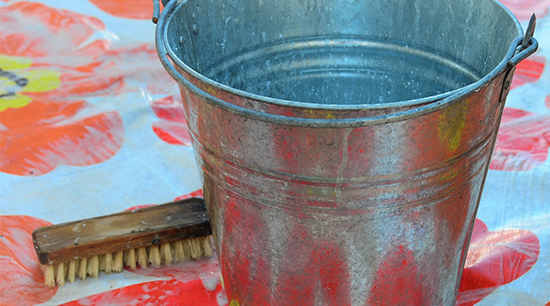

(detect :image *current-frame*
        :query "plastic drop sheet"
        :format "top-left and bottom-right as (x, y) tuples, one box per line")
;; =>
(0, 0), (549, 305)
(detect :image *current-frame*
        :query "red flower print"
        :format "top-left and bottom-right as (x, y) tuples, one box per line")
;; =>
(490, 107), (550, 171)
(88, 0), (153, 20)
(456, 219), (540, 306)
(124, 190), (203, 212)
(1, 2), (128, 176)
(60, 257), (225, 306)
(0, 215), (57, 305)
(0, 97), (124, 176)
(174, 189), (204, 201)
(498, 0), (550, 21)
(152, 95), (192, 146)
(60, 278), (224, 306)
(511, 55), (545, 90)
(545, 95), (550, 109)
(1, 2), (176, 98)
(1, 2), (124, 100)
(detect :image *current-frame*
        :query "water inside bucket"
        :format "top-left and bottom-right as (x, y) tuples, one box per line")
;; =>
(203, 37), (481, 105)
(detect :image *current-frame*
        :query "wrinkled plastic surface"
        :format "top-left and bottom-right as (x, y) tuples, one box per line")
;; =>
(0, 0), (549, 305)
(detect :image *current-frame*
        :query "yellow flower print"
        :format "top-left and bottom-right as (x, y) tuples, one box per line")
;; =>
(229, 299), (241, 306)
(221, 275), (243, 306)
(0, 54), (61, 112)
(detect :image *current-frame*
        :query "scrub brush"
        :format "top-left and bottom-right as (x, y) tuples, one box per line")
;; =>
(32, 197), (212, 287)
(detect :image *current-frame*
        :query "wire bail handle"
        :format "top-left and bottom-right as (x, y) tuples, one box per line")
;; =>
(152, 0), (539, 127)
(152, 0), (171, 24)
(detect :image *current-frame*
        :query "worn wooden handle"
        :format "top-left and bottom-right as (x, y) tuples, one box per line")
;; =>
(32, 197), (211, 265)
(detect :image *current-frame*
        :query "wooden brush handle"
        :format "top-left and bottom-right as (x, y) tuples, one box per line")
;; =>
(33, 197), (211, 265)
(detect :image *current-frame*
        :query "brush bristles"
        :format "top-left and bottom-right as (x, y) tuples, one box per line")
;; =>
(78, 257), (87, 280)
(87, 255), (99, 278)
(42, 236), (214, 287)
(67, 260), (77, 284)
(113, 250), (124, 272)
(125, 248), (136, 270)
(44, 265), (55, 287)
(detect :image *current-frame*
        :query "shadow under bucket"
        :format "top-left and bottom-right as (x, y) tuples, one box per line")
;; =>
(155, 0), (537, 304)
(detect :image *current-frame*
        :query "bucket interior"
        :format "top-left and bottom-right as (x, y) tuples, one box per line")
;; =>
(165, 0), (520, 105)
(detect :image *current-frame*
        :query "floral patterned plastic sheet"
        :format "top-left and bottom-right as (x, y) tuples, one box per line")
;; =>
(1, 0), (549, 305)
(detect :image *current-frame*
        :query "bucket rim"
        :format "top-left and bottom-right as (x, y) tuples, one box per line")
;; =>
(158, 0), (523, 111)
(156, 0), (535, 127)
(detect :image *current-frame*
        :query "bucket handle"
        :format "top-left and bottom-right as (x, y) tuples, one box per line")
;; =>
(151, 0), (167, 24)
(507, 14), (537, 67)
(499, 14), (537, 102)
(517, 14), (537, 64)
(154, 0), (538, 127)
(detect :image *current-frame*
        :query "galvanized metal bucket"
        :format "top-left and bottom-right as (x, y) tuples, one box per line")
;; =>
(154, 0), (537, 304)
